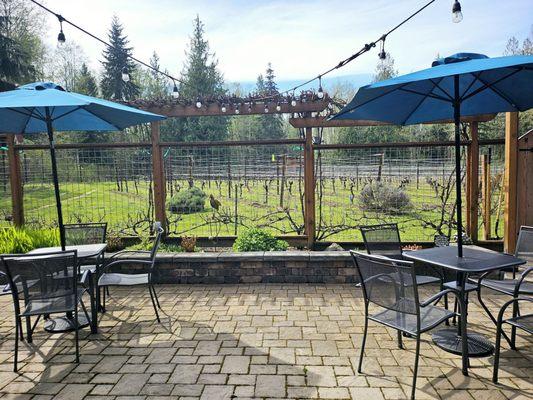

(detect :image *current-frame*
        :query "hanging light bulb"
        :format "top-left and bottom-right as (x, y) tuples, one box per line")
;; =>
(276, 102), (282, 112)
(452, 0), (463, 23)
(328, 103), (334, 110)
(264, 104), (269, 113)
(121, 67), (130, 82)
(171, 82), (179, 99)
(248, 103), (253, 112)
(317, 77), (324, 99)
(57, 16), (66, 45)
(291, 96), (297, 107)
(195, 98), (202, 108)
(378, 39), (387, 60)
(221, 104), (227, 113)
(235, 104), (240, 114)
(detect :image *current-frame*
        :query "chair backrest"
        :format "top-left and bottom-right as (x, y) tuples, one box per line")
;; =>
(1, 251), (78, 309)
(360, 223), (403, 259)
(64, 223), (107, 245)
(149, 227), (164, 266)
(350, 251), (419, 315)
(516, 226), (533, 265)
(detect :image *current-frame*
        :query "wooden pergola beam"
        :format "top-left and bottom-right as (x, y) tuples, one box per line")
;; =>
(504, 112), (519, 252)
(129, 98), (330, 117)
(289, 114), (497, 128)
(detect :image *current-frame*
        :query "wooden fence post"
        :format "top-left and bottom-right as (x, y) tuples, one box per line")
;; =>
(466, 122), (479, 242)
(304, 127), (316, 249)
(6, 135), (24, 226)
(151, 122), (167, 233)
(481, 153), (491, 240)
(504, 112), (519, 253)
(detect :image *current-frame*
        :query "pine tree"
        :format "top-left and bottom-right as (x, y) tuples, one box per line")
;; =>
(372, 53), (397, 83)
(255, 63), (284, 140)
(74, 63), (98, 96)
(162, 16), (228, 142)
(100, 16), (139, 100)
(138, 51), (168, 99)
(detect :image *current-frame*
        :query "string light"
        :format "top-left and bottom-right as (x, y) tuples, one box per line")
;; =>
(121, 67), (130, 82)
(264, 104), (269, 113)
(171, 81), (179, 98)
(221, 104), (227, 113)
(378, 39), (387, 60)
(57, 15), (66, 45)
(234, 104), (240, 114)
(291, 93), (297, 107)
(276, 102), (282, 112)
(317, 76), (324, 99)
(452, 1), (463, 23)
(195, 98), (202, 108)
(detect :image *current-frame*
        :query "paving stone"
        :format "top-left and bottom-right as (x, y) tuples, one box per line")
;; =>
(254, 375), (286, 398)
(221, 355), (250, 374)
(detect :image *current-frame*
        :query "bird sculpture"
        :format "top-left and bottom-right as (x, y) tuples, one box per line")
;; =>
(209, 194), (221, 211)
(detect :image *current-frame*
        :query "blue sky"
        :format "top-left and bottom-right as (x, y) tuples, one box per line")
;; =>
(45, 0), (532, 84)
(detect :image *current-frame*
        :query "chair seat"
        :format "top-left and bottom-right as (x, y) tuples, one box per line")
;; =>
(505, 314), (533, 334)
(99, 273), (149, 286)
(480, 279), (533, 295)
(415, 275), (441, 286)
(370, 303), (455, 335)
(22, 288), (87, 316)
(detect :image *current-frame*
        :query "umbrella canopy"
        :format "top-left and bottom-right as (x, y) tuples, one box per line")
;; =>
(0, 82), (166, 249)
(331, 53), (533, 256)
(0, 82), (164, 133)
(333, 54), (533, 124)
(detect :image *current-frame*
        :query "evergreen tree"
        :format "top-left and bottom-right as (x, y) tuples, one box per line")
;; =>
(254, 63), (284, 140)
(372, 52), (397, 83)
(138, 51), (168, 99)
(100, 16), (139, 100)
(162, 16), (228, 142)
(74, 63), (98, 96)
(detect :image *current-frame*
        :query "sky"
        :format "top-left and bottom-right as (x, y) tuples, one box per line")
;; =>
(40, 0), (532, 85)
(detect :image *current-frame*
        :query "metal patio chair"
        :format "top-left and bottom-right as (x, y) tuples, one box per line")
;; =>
(492, 297), (533, 383)
(350, 251), (467, 400)
(98, 227), (163, 322)
(360, 224), (443, 287)
(1, 251), (92, 372)
(476, 226), (533, 349)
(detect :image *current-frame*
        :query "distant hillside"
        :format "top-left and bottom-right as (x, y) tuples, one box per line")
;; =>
(227, 73), (373, 95)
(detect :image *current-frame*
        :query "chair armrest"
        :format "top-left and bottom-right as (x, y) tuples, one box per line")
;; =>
(107, 250), (151, 260)
(79, 269), (90, 286)
(497, 297), (533, 324)
(419, 289), (455, 308)
(517, 267), (533, 292)
(101, 258), (153, 274)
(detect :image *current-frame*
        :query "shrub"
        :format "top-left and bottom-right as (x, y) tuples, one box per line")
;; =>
(0, 227), (59, 254)
(359, 182), (412, 214)
(106, 232), (125, 252)
(168, 187), (207, 214)
(233, 228), (289, 252)
(180, 236), (197, 252)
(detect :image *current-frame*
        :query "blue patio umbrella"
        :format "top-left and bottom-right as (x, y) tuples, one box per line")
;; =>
(0, 82), (166, 249)
(331, 53), (533, 256)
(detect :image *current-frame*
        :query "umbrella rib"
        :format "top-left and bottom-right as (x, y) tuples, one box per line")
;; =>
(51, 106), (84, 122)
(429, 78), (454, 102)
(81, 106), (123, 130)
(461, 69), (521, 106)
(333, 84), (409, 119)
(401, 88), (434, 125)
(397, 87), (450, 102)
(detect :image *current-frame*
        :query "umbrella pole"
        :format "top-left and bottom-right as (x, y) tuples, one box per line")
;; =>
(453, 75), (463, 257)
(45, 108), (66, 250)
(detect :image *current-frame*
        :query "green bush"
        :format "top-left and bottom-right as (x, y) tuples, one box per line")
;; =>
(0, 227), (59, 254)
(233, 228), (289, 252)
(359, 181), (412, 214)
(168, 187), (207, 214)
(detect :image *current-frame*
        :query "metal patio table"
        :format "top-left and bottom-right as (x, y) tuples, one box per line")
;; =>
(27, 243), (107, 333)
(403, 246), (525, 358)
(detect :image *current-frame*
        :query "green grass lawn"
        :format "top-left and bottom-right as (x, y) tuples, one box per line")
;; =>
(0, 177), (504, 243)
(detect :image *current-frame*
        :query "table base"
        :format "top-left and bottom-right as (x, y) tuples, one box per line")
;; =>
(44, 314), (91, 333)
(432, 328), (494, 357)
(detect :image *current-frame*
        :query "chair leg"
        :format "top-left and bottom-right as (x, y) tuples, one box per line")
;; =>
(477, 287), (514, 348)
(14, 317), (19, 373)
(151, 284), (161, 309)
(493, 319), (503, 383)
(25, 316), (32, 344)
(101, 286), (106, 312)
(358, 316), (368, 373)
(410, 333), (421, 400)
(148, 285), (160, 323)
(74, 307), (79, 364)
(511, 301), (518, 349)
(397, 330), (404, 349)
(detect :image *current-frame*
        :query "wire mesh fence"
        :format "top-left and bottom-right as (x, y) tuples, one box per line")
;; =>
(1, 139), (505, 243)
